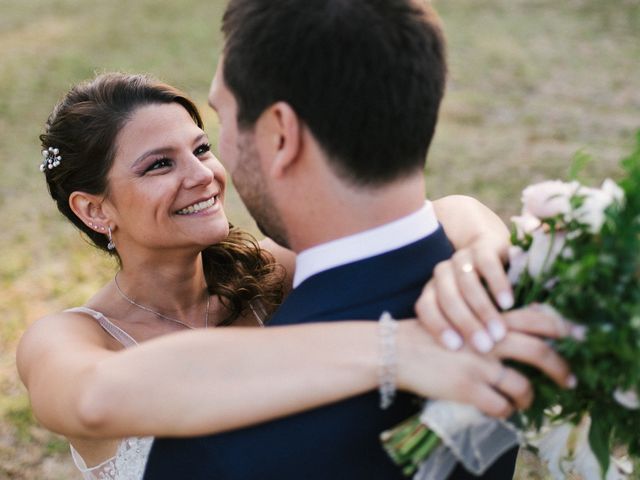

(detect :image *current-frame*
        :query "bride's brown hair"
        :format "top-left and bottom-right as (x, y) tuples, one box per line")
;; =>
(40, 72), (284, 325)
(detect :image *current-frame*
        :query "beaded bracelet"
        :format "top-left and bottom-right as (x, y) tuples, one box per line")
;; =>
(378, 311), (398, 409)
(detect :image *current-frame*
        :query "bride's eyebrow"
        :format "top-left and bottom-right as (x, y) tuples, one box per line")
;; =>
(132, 147), (175, 168)
(192, 133), (209, 146)
(131, 133), (209, 167)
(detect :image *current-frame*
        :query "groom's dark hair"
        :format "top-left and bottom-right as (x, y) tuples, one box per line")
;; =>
(221, 0), (447, 186)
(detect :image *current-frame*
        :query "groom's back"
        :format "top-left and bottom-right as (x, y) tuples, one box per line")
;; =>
(145, 229), (453, 480)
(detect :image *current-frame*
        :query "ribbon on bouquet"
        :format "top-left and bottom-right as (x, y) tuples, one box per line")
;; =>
(413, 400), (522, 480)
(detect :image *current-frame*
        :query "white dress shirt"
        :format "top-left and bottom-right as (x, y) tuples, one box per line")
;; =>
(293, 201), (440, 288)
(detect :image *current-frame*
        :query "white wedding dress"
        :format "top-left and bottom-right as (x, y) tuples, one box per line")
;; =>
(65, 302), (267, 479)
(65, 307), (153, 480)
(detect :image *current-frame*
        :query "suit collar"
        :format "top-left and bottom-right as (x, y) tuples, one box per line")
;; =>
(293, 201), (438, 288)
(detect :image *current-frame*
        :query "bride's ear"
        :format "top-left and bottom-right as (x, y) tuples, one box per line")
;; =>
(69, 191), (113, 231)
(254, 101), (301, 179)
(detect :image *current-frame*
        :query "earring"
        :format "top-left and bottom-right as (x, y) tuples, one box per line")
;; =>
(107, 226), (116, 251)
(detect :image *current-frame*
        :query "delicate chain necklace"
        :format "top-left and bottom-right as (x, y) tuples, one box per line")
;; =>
(114, 273), (210, 329)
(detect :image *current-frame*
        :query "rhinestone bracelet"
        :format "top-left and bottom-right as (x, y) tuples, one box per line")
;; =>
(378, 311), (398, 409)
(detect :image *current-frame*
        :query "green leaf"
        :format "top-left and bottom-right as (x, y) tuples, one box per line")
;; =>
(588, 415), (611, 478)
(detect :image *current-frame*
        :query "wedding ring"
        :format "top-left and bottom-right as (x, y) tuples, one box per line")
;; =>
(461, 262), (474, 274)
(491, 365), (508, 390)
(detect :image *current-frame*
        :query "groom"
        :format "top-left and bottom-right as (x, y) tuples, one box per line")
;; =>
(144, 1), (517, 478)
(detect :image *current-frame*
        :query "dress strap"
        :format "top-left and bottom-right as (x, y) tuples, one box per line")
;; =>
(65, 307), (138, 348)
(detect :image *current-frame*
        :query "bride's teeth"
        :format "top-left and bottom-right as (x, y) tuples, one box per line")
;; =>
(177, 197), (216, 215)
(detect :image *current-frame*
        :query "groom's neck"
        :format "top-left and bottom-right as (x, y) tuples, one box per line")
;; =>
(284, 172), (427, 253)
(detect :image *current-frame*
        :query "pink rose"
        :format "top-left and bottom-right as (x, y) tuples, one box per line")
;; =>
(522, 180), (579, 219)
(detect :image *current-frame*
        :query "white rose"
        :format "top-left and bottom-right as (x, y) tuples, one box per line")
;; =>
(601, 178), (624, 203)
(531, 416), (628, 480)
(572, 180), (623, 233)
(613, 388), (640, 410)
(527, 229), (566, 279)
(507, 246), (528, 285)
(522, 180), (579, 219)
(511, 212), (541, 240)
(573, 186), (613, 233)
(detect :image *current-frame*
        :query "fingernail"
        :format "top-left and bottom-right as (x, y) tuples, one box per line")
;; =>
(472, 330), (494, 353)
(566, 374), (578, 389)
(570, 325), (587, 342)
(441, 329), (463, 351)
(488, 319), (506, 342)
(497, 291), (514, 310)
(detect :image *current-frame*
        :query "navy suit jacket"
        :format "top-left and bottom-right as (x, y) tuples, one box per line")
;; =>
(144, 227), (517, 479)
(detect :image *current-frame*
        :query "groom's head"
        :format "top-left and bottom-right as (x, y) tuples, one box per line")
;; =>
(209, 0), (447, 247)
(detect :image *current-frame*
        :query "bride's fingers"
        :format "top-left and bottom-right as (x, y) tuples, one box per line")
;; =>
(466, 246), (514, 312)
(501, 307), (565, 338)
(450, 252), (507, 342)
(491, 332), (576, 389)
(433, 263), (495, 352)
(486, 366), (533, 411)
(463, 381), (514, 419)
(416, 285), (464, 351)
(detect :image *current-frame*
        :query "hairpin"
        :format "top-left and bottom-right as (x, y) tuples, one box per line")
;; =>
(40, 147), (62, 172)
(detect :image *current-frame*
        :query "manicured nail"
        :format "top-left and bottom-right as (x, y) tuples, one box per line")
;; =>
(441, 329), (463, 351)
(497, 291), (514, 310)
(472, 330), (494, 353)
(566, 374), (578, 389)
(488, 319), (506, 342)
(570, 325), (587, 342)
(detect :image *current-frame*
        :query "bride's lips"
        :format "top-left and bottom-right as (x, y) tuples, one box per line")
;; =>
(174, 195), (220, 215)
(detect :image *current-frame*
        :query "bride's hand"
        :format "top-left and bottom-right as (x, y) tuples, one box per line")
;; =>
(415, 235), (514, 352)
(396, 311), (576, 418)
(396, 321), (524, 418)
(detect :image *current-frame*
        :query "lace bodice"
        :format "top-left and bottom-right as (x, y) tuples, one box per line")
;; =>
(70, 436), (153, 480)
(65, 307), (153, 480)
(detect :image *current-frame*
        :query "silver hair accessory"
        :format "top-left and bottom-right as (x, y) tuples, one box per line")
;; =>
(40, 147), (62, 172)
(107, 226), (116, 251)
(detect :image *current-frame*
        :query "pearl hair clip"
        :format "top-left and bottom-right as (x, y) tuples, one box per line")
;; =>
(40, 146), (62, 172)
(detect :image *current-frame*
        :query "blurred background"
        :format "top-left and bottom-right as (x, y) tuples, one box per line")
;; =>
(0, 0), (638, 478)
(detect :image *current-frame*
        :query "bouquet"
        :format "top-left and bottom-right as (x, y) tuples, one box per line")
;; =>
(382, 132), (640, 479)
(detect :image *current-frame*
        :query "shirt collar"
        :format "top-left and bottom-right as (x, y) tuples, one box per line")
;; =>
(293, 201), (439, 288)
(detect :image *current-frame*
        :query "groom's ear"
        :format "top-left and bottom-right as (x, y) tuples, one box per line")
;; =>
(254, 101), (301, 179)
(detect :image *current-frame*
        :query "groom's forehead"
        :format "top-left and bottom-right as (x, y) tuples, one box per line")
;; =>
(208, 60), (225, 110)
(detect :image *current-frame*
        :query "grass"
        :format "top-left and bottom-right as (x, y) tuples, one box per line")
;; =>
(0, 0), (638, 478)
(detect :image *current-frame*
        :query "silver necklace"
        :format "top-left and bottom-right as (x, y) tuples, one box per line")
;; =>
(114, 273), (210, 329)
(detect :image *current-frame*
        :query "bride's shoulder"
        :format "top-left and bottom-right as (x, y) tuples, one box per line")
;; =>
(17, 308), (113, 370)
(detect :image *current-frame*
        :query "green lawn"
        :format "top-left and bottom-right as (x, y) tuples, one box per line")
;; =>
(1, 0), (638, 478)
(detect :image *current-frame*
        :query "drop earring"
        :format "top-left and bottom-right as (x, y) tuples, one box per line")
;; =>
(107, 226), (116, 251)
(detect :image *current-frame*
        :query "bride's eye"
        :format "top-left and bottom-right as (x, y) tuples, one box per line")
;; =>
(194, 143), (212, 157)
(145, 157), (173, 173)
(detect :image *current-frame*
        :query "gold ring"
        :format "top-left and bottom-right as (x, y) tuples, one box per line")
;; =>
(492, 365), (508, 390)
(461, 262), (474, 274)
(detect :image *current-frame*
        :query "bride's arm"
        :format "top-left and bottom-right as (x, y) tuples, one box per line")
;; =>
(432, 195), (510, 250)
(16, 310), (570, 440)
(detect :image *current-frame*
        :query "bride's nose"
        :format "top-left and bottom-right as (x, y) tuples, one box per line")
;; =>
(182, 155), (215, 188)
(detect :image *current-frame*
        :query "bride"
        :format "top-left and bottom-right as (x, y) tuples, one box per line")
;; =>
(17, 73), (573, 479)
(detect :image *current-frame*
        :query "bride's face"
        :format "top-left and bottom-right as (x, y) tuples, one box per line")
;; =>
(104, 102), (229, 253)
